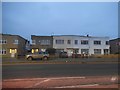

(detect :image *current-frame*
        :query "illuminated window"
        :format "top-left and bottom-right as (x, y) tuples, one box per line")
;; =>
(9, 49), (17, 53)
(32, 49), (38, 53)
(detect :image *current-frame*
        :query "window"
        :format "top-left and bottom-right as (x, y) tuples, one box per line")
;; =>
(32, 49), (38, 53)
(56, 40), (64, 44)
(106, 41), (109, 45)
(104, 49), (109, 54)
(13, 40), (19, 44)
(0, 49), (6, 55)
(0, 40), (7, 44)
(67, 40), (71, 44)
(40, 40), (50, 45)
(74, 40), (78, 45)
(94, 49), (101, 54)
(94, 41), (101, 45)
(73, 49), (79, 54)
(81, 49), (89, 54)
(32, 40), (36, 45)
(9, 49), (17, 53)
(81, 40), (88, 45)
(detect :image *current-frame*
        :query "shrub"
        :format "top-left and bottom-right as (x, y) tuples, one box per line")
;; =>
(46, 48), (56, 55)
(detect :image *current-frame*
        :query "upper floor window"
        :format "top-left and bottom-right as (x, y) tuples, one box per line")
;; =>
(74, 40), (78, 45)
(94, 41), (101, 45)
(0, 40), (7, 44)
(32, 40), (36, 45)
(13, 40), (19, 44)
(40, 40), (50, 45)
(67, 40), (71, 44)
(56, 40), (64, 44)
(106, 41), (109, 45)
(81, 40), (88, 45)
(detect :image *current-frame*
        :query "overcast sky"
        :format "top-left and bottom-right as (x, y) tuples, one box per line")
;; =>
(2, 2), (118, 40)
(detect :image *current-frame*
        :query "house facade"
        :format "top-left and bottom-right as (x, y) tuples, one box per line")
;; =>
(109, 38), (120, 54)
(53, 35), (110, 56)
(31, 35), (53, 53)
(0, 34), (29, 58)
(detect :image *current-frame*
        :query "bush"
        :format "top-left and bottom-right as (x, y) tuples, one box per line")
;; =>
(46, 48), (56, 55)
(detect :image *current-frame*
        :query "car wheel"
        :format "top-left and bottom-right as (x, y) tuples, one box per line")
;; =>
(27, 57), (33, 60)
(43, 56), (48, 60)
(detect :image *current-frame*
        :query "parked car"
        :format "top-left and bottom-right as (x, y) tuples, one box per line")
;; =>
(26, 52), (49, 60)
(59, 51), (68, 58)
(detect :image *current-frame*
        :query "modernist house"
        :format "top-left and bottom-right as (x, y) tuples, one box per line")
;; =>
(31, 35), (53, 53)
(0, 34), (29, 58)
(109, 38), (120, 54)
(53, 35), (110, 56)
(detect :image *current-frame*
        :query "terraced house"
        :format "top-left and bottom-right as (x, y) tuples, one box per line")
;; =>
(31, 35), (53, 53)
(109, 38), (120, 54)
(0, 34), (29, 58)
(53, 35), (110, 56)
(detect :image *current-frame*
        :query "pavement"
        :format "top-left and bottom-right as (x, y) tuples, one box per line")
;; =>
(2, 76), (119, 88)
(2, 57), (119, 65)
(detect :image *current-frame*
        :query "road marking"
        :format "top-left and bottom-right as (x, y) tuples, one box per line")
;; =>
(3, 76), (85, 82)
(111, 76), (118, 82)
(52, 84), (99, 88)
(26, 79), (51, 88)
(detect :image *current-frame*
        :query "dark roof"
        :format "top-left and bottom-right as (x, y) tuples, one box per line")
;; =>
(110, 38), (120, 41)
(0, 33), (28, 41)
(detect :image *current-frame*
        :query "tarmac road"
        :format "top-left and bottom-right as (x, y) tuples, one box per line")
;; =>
(2, 63), (118, 79)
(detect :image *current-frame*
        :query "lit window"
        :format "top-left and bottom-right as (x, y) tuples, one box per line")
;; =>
(9, 49), (17, 53)
(32, 49), (38, 53)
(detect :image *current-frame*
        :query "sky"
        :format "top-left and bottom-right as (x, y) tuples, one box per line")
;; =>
(2, 2), (118, 40)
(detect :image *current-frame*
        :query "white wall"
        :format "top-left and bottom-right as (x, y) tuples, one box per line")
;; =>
(53, 35), (110, 55)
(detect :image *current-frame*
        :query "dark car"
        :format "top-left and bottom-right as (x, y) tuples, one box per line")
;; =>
(59, 51), (68, 58)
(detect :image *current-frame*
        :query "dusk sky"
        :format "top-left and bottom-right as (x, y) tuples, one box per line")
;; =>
(2, 2), (118, 40)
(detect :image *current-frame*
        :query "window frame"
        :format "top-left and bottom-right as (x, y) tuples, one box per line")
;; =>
(74, 40), (78, 45)
(56, 40), (64, 44)
(13, 40), (19, 44)
(94, 41), (101, 45)
(81, 40), (89, 45)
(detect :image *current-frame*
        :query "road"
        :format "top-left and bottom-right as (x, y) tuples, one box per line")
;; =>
(2, 63), (118, 79)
